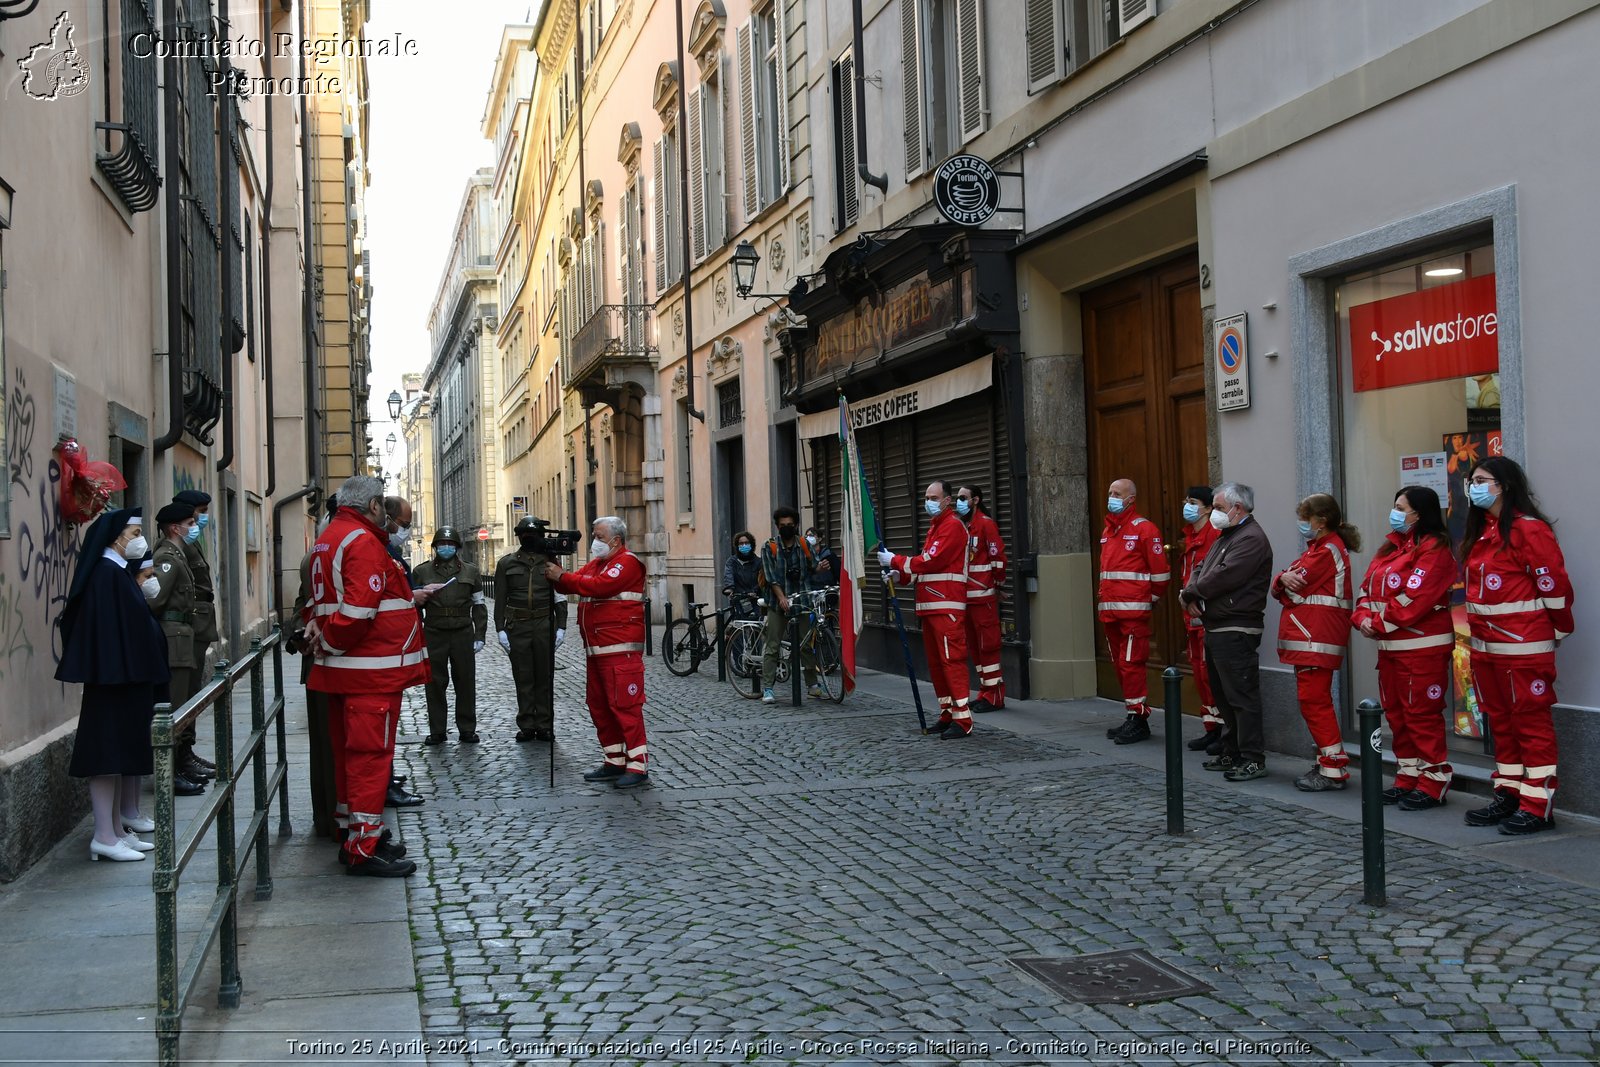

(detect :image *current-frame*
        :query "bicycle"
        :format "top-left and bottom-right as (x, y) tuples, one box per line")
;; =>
(663, 595), (754, 677)
(724, 588), (847, 703)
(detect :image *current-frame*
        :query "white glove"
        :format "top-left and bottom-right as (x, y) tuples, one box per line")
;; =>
(881, 569), (895, 585)
(876, 547), (895, 568)
(473, 640), (485, 653)
(555, 628), (566, 649)
(497, 631), (510, 652)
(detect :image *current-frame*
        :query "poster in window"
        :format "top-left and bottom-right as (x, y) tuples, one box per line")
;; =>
(1443, 427), (1502, 740)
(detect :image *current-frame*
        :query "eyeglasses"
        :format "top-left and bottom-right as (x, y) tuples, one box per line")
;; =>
(1469, 476), (1498, 487)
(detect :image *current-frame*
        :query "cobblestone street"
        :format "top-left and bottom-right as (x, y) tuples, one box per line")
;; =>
(379, 639), (1600, 1066)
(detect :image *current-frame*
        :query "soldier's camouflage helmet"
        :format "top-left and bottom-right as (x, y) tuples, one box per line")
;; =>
(432, 526), (462, 546)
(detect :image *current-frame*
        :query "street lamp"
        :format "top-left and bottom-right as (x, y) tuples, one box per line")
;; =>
(385, 432), (397, 455)
(387, 389), (402, 420)
(731, 239), (760, 298)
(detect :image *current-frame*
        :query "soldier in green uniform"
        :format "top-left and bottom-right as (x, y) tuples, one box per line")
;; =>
(173, 490), (220, 786)
(145, 502), (205, 795)
(494, 516), (569, 742)
(413, 526), (489, 745)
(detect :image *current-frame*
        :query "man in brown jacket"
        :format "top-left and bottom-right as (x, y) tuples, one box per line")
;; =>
(1180, 481), (1274, 783)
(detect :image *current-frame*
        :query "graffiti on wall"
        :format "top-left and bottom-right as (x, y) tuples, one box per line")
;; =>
(5, 369), (81, 677)
(0, 570), (33, 682)
(8, 367), (36, 496)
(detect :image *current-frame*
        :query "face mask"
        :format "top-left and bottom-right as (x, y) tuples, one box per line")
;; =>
(738, 544), (753, 557)
(1108, 497), (1126, 514)
(436, 545), (457, 560)
(1297, 521), (1314, 539)
(183, 523), (203, 544)
(124, 535), (149, 559)
(1388, 509), (1412, 535)
(778, 525), (797, 539)
(955, 499), (971, 516)
(195, 513), (210, 531)
(805, 535), (818, 547)
(141, 577), (160, 597)
(924, 499), (942, 517)
(1183, 502), (1202, 524)
(389, 528), (409, 550)
(1468, 482), (1497, 509)
(590, 537), (610, 560)
(1209, 509), (1229, 532)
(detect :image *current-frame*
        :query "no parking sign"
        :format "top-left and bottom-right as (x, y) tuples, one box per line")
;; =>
(1215, 312), (1251, 411)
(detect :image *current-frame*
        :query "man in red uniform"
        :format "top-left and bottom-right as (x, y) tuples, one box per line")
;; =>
(878, 481), (973, 738)
(1100, 478), (1170, 744)
(1179, 487), (1223, 752)
(545, 516), (651, 788)
(957, 485), (1008, 711)
(304, 476), (431, 877)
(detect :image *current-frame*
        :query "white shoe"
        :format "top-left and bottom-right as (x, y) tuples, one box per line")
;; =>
(119, 833), (155, 853)
(89, 838), (146, 862)
(122, 815), (155, 833)
(762, 689), (776, 704)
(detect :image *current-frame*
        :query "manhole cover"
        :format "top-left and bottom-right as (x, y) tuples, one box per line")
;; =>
(1010, 949), (1212, 1005)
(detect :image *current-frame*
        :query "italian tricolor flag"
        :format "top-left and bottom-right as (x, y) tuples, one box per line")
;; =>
(838, 395), (877, 696)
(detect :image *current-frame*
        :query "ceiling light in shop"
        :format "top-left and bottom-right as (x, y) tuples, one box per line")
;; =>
(1424, 267), (1464, 277)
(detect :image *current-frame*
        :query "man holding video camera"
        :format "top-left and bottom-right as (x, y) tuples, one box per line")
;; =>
(495, 516), (571, 742)
(544, 517), (651, 789)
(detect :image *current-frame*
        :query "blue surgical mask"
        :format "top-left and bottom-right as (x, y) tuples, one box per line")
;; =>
(195, 513), (210, 531)
(738, 544), (753, 557)
(389, 528), (409, 550)
(1108, 497), (1126, 514)
(183, 523), (203, 544)
(924, 499), (942, 517)
(1297, 521), (1314, 539)
(436, 545), (457, 560)
(955, 499), (971, 516)
(1388, 509), (1411, 535)
(1183, 502), (1202, 524)
(1468, 482), (1497, 509)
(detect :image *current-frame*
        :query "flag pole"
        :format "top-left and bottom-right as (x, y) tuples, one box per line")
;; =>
(863, 472), (929, 734)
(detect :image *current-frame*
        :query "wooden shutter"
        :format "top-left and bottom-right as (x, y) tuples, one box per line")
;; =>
(774, 0), (793, 193)
(1026, 0), (1064, 91)
(705, 72), (725, 250)
(736, 19), (762, 220)
(836, 53), (859, 229)
(589, 221), (604, 314)
(956, 0), (986, 142)
(1119, 0), (1154, 35)
(687, 86), (706, 262)
(901, 0), (926, 180)
(653, 138), (668, 294)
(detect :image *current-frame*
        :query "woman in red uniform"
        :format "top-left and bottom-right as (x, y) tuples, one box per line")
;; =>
(1460, 456), (1573, 835)
(1351, 487), (1457, 809)
(1273, 493), (1358, 792)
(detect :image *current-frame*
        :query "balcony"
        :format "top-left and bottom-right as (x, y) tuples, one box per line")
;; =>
(565, 304), (656, 409)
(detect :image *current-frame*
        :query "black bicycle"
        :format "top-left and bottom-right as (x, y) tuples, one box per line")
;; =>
(663, 594), (755, 677)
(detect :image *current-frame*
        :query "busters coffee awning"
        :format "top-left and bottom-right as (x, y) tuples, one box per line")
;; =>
(796, 353), (993, 440)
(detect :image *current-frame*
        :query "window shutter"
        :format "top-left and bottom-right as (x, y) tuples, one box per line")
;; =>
(579, 236), (593, 319)
(1118, 0), (1154, 35)
(705, 71), (726, 250)
(836, 53), (859, 229)
(687, 86), (706, 262)
(736, 19), (761, 220)
(1026, 0), (1064, 91)
(590, 222), (605, 314)
(653, 138), (668, 294)
(774, 0), (793, 193)
(901, 0), (926, 180)
(956, 0), (986, 142)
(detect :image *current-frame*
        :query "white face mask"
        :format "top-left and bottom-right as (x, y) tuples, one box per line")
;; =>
(590, 537), (611, 560)
(1208, 508), (1230, 531)
(141, 577), (160, 598)
(124, 535), (149, 559)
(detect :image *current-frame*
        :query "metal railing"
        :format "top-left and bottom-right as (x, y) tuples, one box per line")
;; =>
(150, 629), (293, 1067)
(566, 303), (654, 385)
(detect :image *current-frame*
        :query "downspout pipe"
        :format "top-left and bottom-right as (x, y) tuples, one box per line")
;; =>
(674, 0), (704, 422)
(154, 0), (185, 453)
(271, 484), (316, 629)
(262, 7), (276, 498)
(215, 0), (236, 472)
(852, 0), (888, 193)
(298, 0), (320, 491)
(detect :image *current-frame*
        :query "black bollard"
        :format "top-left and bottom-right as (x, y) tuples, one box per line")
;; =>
(716, 606), (727, 682)
(659, 599), (669, 662)
(1358, 698), (1387, 906)
(645, 597), (654, 656)
(1163, 667), (1184, 836)
(789, 611), (803, 706)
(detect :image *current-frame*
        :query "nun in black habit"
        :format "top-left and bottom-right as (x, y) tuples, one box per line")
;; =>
(58, 507), (172, 862)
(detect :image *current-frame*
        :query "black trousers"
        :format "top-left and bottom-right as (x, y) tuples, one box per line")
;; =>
(1205, 629), (1265, 765)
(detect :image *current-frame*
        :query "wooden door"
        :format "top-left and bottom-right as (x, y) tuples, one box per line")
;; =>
(1083, 254), (1208, 703)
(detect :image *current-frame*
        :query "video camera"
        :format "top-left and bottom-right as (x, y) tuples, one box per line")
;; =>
(519, 516), (582, 556)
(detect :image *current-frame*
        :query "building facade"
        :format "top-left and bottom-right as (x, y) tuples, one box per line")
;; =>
(396, 372), (435, 558)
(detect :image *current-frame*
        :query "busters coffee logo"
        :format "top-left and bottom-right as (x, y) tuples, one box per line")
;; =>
(933, 154), (1000, 227)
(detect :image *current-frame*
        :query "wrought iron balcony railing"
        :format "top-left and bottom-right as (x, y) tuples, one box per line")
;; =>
(565, 304), (655, 387)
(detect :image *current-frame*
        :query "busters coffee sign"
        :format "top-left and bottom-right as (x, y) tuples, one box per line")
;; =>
(933, 154), (1000, 227)
(1347, 273), (1499, 392)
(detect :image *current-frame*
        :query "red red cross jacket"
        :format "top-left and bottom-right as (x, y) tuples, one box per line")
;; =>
(1464, 511), (1574, 661)
(893, 510), (969, 614)
(1180, 520), (1220, 632)
(305, 507), (430, 694)
(1097, 508), (1170, 623)
(554, 549), (647, 656)
(965, 510), (1007, 601)
(1272, 532), (1353, 668)
(1351, 531), (1456, 656)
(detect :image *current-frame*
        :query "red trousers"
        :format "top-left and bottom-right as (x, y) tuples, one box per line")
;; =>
(965, 596), (1005, 704)
(1103, 619), (1150, 713)
(1377, 651), (1453, 799)
(1295, 666), (1348, 779)
(922, 612), (972, 731)
(1186, 626), (1220, 728)
(586, 652), (649, 772)
(328, 691), (401, 858)
(1473, 655), (1559, 817)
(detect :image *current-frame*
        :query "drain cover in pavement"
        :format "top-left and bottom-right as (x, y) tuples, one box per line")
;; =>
(1010, 949), (1212, 1005)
